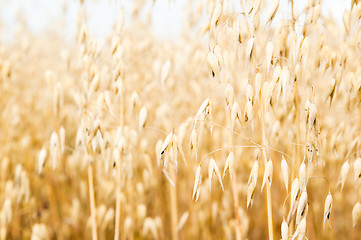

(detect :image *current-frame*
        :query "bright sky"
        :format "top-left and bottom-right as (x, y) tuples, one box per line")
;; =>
(0, 0), (349, 42)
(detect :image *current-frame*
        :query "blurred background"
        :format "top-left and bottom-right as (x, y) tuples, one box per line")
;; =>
(0, 0), (349, 42)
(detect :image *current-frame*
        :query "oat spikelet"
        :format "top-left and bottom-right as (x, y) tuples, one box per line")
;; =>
(261, 160), (273, 192)
(59, 126), (65, 154)
(280, 66), (290, 102)
(354, 157), (361, 182)
(50, 131), (60, 170)
(160, 60), (171, 84)
(223, 152), (234, 180)
(281, 156), (289, 192)
(291, 178), (300, 211)
(326, 77), (336, 106)
(208, 158), (224, 191)
(160, 131), (173, 155)
(265, 0), (280, 24)
(139, 106), (148, 130)
(296, 191), (308, 225)
(247, 160), (259, 208)
(231, 101), (241, 129)
(246, 37), (255, 61)
(337, 160), (350, 191)
(224, 84), (235, 107)
(292, 218), (306, 240)
(173, 135), (187, 166)
(281, 219), (288, 240)
(299, 161), (307, 192)
(323, 192), (333, 229)
(246, 83), (254, 103)
(31, 223), (48, 240)
(195, 98), (211, 123)
(343, 10), (351, 33)
(352, 202), (361, 227)
(192, 165), (202, 201)
(210, 2), (223, 30)
(244, 101), (253, 127)
(38, 147), (47, 175)
(207, 51), (220, 77)
(266, 41), (274, 72)
(177, 212), (189, 231)
(190, 128), (198, 159)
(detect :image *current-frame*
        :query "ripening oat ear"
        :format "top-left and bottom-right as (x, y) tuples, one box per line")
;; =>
(265, 0), (280, 24)
(111, 36), (120, 55)
(299, 162), (307, 192)
(2, 198), (12, 225)
(208, 158), (224, 191)
(160, 132), (173, 157)
(92, 129), (104, 155)
(156, 140), (163, 167)
(207, 51), (220, 77)
(195, 98), (211, 123)
(306, 102), (317, 131)
(280, 66), (290, 102)
(142, 218), (158, 239)
(59, 126), (65, 154)
(78, 24), (88, 45)
(281, 219), (288, 240)
(177, 212), (189, 231)
(38, 147), (47, 175)
(246, 83), (254, 103)
(352, 202), (361, 227)
(261, 160), (273, 192)
(210, 1), (222, 31)
(292, 218), (306, 240)
(31, 223), (49, 240)
(262, 81), (273, 110)
(173, 134), (187, 167)
(253, 11), (260, 30)
(224, 84), (235, 107)
(249, 0), (261, 14)
(160, 60), (171, 84)
(190, 128), (198, 160)
(244, 101), (253, 127)
(192, 165), (202, 201)
(223, 152), (234, 180)
(296, 191), (308, 225)
(50, 132), (60, 170)
(281, 156), (289, 192)
(266, 41), (274, 72)
(326, 78), (336, 106)
(247, 160), (259, 208)
(354, 157), (361, 182)
(337, 160), (350, 191)
(323, 192), (333, 229)
(246, 37), (255, 61)
(213, 45), (223, 67)
(231, 101), (241, 129)
(291, 178), (300, 211)
(139, 106), (148, 131)
(343, 10), (351, 33)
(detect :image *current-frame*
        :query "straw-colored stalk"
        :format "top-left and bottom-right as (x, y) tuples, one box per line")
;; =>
(88, 163), (98, 240)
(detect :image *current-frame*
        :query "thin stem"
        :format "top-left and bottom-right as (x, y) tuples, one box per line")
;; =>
(227, 107), (242, 240)
(259, 84), (274, 240)
(170, 167), (178, 240)
(114, 157), (122, 240)
(114, 90), (124, 240)
(88, 163), (98, 240)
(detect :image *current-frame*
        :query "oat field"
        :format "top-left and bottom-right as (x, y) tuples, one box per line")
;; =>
(1, 0), (361, 239)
